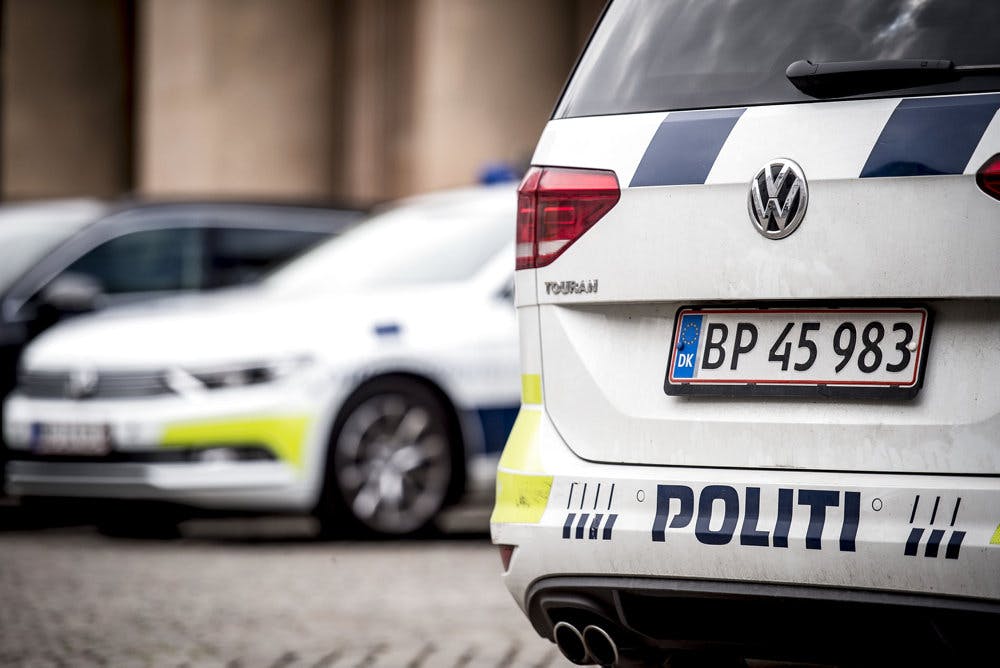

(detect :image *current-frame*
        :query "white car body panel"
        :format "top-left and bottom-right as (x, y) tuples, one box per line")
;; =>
(493, 413), (1000, 606)
(494, 86), (1000, 650)
(4, 187), (521, 511)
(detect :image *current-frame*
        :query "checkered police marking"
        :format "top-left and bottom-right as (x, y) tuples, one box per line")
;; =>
(904, 495), (966, 559)
(627, 93), (1000, 188)
(563, 482), (618, 541)
(630, 108), (745, 187)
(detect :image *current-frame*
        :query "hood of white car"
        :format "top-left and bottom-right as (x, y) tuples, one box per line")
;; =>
(22, 285), (466, 371)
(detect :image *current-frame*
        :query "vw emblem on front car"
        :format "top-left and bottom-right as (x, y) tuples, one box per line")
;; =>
(747, 158), (808, 240)
(67, 367), (99, 400)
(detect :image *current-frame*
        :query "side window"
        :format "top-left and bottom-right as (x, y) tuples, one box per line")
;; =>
(62, 227), (204, 294)
(206, 227), (328, 288)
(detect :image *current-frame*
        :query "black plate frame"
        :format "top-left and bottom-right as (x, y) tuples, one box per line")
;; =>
(663, 301), (934, 399)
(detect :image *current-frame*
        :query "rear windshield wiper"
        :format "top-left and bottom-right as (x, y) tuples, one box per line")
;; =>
(786, 59), (1000, 98)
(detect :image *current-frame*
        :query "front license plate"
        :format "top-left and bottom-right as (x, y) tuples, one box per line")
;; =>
(665, 306), (930, 398)
(31, 423), (111, 456)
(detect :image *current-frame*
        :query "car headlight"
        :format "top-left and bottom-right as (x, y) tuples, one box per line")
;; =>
(169, 356), (314, 392)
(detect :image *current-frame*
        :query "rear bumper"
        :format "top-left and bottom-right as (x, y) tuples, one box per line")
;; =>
(526, 575), (1000, 663)
(491, 407), (1000, 653)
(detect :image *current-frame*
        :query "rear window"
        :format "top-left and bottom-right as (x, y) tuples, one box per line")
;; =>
(558, 0), (1000, 118)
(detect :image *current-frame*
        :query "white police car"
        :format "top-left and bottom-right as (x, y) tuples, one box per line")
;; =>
(4, 186), (519, 536)
(492, 1), (1000, 664)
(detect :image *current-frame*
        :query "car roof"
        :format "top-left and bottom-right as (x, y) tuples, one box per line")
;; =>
(89, 198), (367, 234)
(262, 184), (516, 295)
(104, 198), (365, 216)
(0, 198), (109, 230)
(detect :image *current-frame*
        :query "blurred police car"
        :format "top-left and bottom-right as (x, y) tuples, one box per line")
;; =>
(0, 200), (360, 408)
(4, 186), (518, 536)
(492, 1), (1000, 665)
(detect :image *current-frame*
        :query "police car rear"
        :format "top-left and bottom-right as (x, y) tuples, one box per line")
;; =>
(492, 1), (1000, 664)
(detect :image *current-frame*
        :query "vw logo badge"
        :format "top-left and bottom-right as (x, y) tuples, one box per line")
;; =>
(67, 367), (99, 400)
(747, 158), (808, 239)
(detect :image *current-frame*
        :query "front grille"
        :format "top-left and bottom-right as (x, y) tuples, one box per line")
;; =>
(19, 370), (175, 400)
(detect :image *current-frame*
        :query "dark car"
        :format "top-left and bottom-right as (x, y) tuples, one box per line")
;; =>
(0, 199), (361, 429)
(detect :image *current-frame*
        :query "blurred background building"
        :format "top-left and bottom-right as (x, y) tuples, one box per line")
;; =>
(0, 0), (603, 205)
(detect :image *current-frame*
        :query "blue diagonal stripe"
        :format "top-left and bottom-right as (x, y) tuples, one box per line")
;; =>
(904, 527), (924, 556)
(945, 531), (966, 560)
(861, 94), (1000, 178)
(588, 514), (603, 540)
(602, 514), (618, 541)
(630, 108), (745, 187)
(562, 513), (576, 540)
(925, 529), (945, 558)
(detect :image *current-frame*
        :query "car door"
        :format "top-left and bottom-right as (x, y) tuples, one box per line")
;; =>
(57, 226), (205, 307)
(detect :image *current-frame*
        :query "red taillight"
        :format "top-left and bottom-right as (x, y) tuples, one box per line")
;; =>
(516, 166), (620, 269)
(977, 153), (1000, 202)
(516, 168), (542, 270)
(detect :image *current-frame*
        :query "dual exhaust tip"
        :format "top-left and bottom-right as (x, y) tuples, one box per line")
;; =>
(553, 621), (619, 666)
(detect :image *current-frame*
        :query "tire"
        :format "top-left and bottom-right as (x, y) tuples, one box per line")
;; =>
(317, 377), (457, 537)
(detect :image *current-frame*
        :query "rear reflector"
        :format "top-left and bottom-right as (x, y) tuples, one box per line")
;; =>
(516, 166), (620, 269)
(498, 544), (515, 571)
(977, 153), (1000, 202)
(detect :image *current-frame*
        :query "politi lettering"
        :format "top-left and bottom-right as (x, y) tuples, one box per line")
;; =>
(652, 484), (861, 552)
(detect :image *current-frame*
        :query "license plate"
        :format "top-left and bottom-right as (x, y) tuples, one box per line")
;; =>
(665, 306), (931, 398)
(31, 423), (112, 456)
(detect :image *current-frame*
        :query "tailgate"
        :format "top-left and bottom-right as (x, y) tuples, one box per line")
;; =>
(531, 98), (1000, 474)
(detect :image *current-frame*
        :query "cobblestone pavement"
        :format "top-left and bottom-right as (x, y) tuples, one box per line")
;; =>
(0, 513), (571, 668)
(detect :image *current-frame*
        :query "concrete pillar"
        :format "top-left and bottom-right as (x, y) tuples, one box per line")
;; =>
(336, 0), (416, 203)
(400, 0), (586, 195)
(136, 0), (340, 199)
(1, 0), (131, 200)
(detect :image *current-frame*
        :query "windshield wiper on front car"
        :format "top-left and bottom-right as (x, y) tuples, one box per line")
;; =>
(786, 59), (1000, 98)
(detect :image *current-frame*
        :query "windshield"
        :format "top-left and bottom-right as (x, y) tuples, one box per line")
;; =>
(559, 0), (1000, 118)
(265, 188), (514, 294)
(0, 201), (105, 292)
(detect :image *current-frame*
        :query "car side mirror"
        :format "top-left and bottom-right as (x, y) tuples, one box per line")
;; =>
(38, 272), (105, 314)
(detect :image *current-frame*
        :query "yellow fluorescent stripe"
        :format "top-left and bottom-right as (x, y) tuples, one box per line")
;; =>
(160, 416), (312, 469)
(497, 408), (542, 473)
(521, 374), (542, 404)
(491, 470), (553, 525)
(492, 405), (549, 524)
(991, 522), (1000, 545)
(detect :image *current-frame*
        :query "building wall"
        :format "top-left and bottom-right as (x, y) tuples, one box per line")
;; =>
(2, 0), (605, 204)
(136, 0), (340, 199)
(341, 0), (603, 201)
(336, 0), (417, 203)
(1, 0), (132, 200)
(402, 0), (579, 196)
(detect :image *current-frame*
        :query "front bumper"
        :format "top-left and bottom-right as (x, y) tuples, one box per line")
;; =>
(3, 382), (331, 510)
(491, 407), (1000, 658)
(5, 459), (296, 508)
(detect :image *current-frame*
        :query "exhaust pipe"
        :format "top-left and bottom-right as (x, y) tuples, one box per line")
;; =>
(583, 625), (619, 667)
(553, 621), (590, 665)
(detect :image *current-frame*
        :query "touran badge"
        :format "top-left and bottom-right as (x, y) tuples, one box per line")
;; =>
(747, 158), (808, 239)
